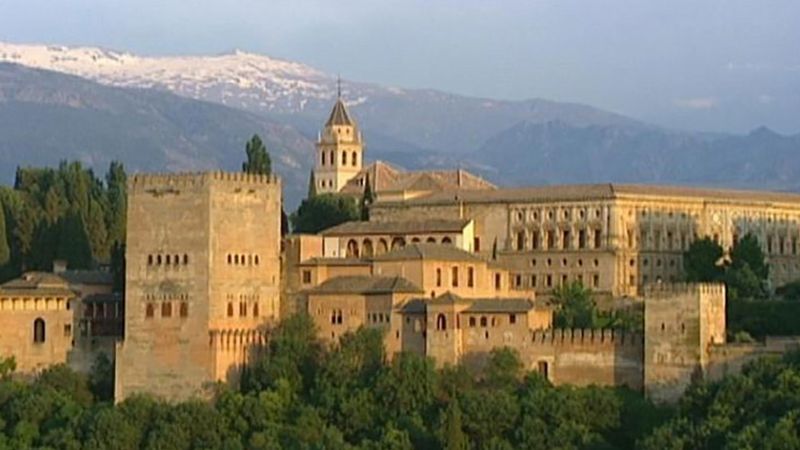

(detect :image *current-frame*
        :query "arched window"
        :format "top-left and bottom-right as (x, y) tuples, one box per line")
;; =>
(227, 303), (234, 317)
(33, 318), (46, 343)
(352, 151), (358, 167)
(342, 151), (347, 165)
(480, 316), (488, 327)
(517, 231), (525, 250)
(346, 239), (360, 258)
(436, 268), (442, 287)
(330, 150), (335, 166)
(321, 152), (326, 166)
(148, 255), (153, 265)
(377, 239), (388, 254)
(162, 302), (172, 318)
(426, 237), (437, 243)
(451, 266), (459, 287)
(146, 303), (154, 318)
(362, 239), (374, 257)
(173, 254), (179, 265)
(234, 255), (239, 265)
(469, 317), (476, 327)
(156, 255), (162, 265)
(253, 302), (259, 317)
(441, 237), (452, 245)
(183, 254), (189, 264)
(436, 314), (447, 331)
(411, 237), (421, 243)
(254, 255), (260, 265)
(166, 254), (171, 265)
(391, 237), (406, 250)
(180, 302), (189, 318)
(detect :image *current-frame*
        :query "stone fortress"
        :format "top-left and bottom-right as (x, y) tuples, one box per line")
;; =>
(2, 94), (800, 403)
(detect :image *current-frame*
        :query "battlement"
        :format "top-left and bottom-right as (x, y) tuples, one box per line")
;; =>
(529, 328), (643, 347)
(643, 282), (725, 299)
(129, 171), (281, 192)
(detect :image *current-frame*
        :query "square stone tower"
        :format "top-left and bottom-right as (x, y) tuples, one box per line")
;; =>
(115, 171), (281, 402)
(643, 283), (726, 403)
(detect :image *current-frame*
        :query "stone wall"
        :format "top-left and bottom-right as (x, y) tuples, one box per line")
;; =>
(0, 299), (73, 375)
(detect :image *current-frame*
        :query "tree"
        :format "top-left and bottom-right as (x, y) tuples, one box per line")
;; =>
(0, 355), (15, 379)
(55, 210), (93, 269)
(242, 134), (272, 176)
(360, 174), (373, 221)
(105, 161), (127, 248)
(552, 281), (597, 328)
(683, 237), (724, 282)
(0, 200), (9, 267)
(307, 171), (317, 199)
(439, 400), (468, 450)
(290, 194), (360, 234)
(730, 233), (768, 280)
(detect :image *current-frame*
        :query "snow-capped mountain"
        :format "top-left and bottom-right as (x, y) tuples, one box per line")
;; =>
(0, 41), (639, 155)
(0, 42), (349, 114)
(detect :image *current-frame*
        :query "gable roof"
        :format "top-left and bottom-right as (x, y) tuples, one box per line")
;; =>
(307, 275), (423, 295)
(372, 243), (484, 262)
(321, 219), (471, 236)
(338, 162), (496, 197)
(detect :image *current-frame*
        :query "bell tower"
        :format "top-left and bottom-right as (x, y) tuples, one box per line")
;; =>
(313, 79), (364, 194)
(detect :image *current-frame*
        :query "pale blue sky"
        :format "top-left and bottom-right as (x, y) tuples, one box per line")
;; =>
(1, 0), (798, 134)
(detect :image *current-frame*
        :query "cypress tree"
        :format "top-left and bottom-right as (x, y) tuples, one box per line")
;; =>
(105, 161), (127, 247)
(242, 134), (272, 175)
(0, 201), (10, 267)
(360, 173), (373, 221)
(307, 171), (317, 199)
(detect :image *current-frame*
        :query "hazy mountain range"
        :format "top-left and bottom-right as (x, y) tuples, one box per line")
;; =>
(0, 42), (798, 208)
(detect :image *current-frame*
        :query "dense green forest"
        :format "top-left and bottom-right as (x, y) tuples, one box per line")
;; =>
(0, 160), (126, 282)
(3, 314), (800, 449)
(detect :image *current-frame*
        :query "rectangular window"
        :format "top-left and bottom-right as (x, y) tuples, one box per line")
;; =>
(452, 266), (459, 287)
(495, 273), (501, 290)
(562, 230), (571, 249)
(436, 268), (442, 287)
(531, 275), (537, 287)
(161, 302), (172, 318)
(594, 229), (602, 249)
(302, 270), (312, 284)
(561, 274), (568, 286)
(474, 237), (480, 252)
(546, 274), (553, 288)
(578, 229), (586, 249)
(509, 314), (516, 324)
(593, 274), (600, 288)
(515, 274), (522, 288)
(547, 230), (555, 249)
(532, 232), (539, 250)
(467, 267), (474, 287)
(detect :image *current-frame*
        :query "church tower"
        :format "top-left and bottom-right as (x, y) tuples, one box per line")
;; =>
(314, 83), (364, 194)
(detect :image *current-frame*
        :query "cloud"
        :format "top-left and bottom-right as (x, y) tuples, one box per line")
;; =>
(673, 97), (716, 110)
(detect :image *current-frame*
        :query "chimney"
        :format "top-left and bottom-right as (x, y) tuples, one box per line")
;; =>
(53, 260), (67, 274)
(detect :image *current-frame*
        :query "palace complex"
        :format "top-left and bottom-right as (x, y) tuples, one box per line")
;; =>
(2, 94), (800, 403)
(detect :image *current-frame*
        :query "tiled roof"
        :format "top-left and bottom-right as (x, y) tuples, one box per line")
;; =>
(58, 270), (113, 286)
(372, 243), (484, 262)
(307, 275), (423, 295)
(339, 162), (496, 196)
(0, 272), (75, 297)
(298, 257), (371, 267)
(398, 293), (534, 313)
(376, 183), (800, 206)
(321, 219), (470, 236)
(325, 99), (356, 127)
(83, 293), (123, 304)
